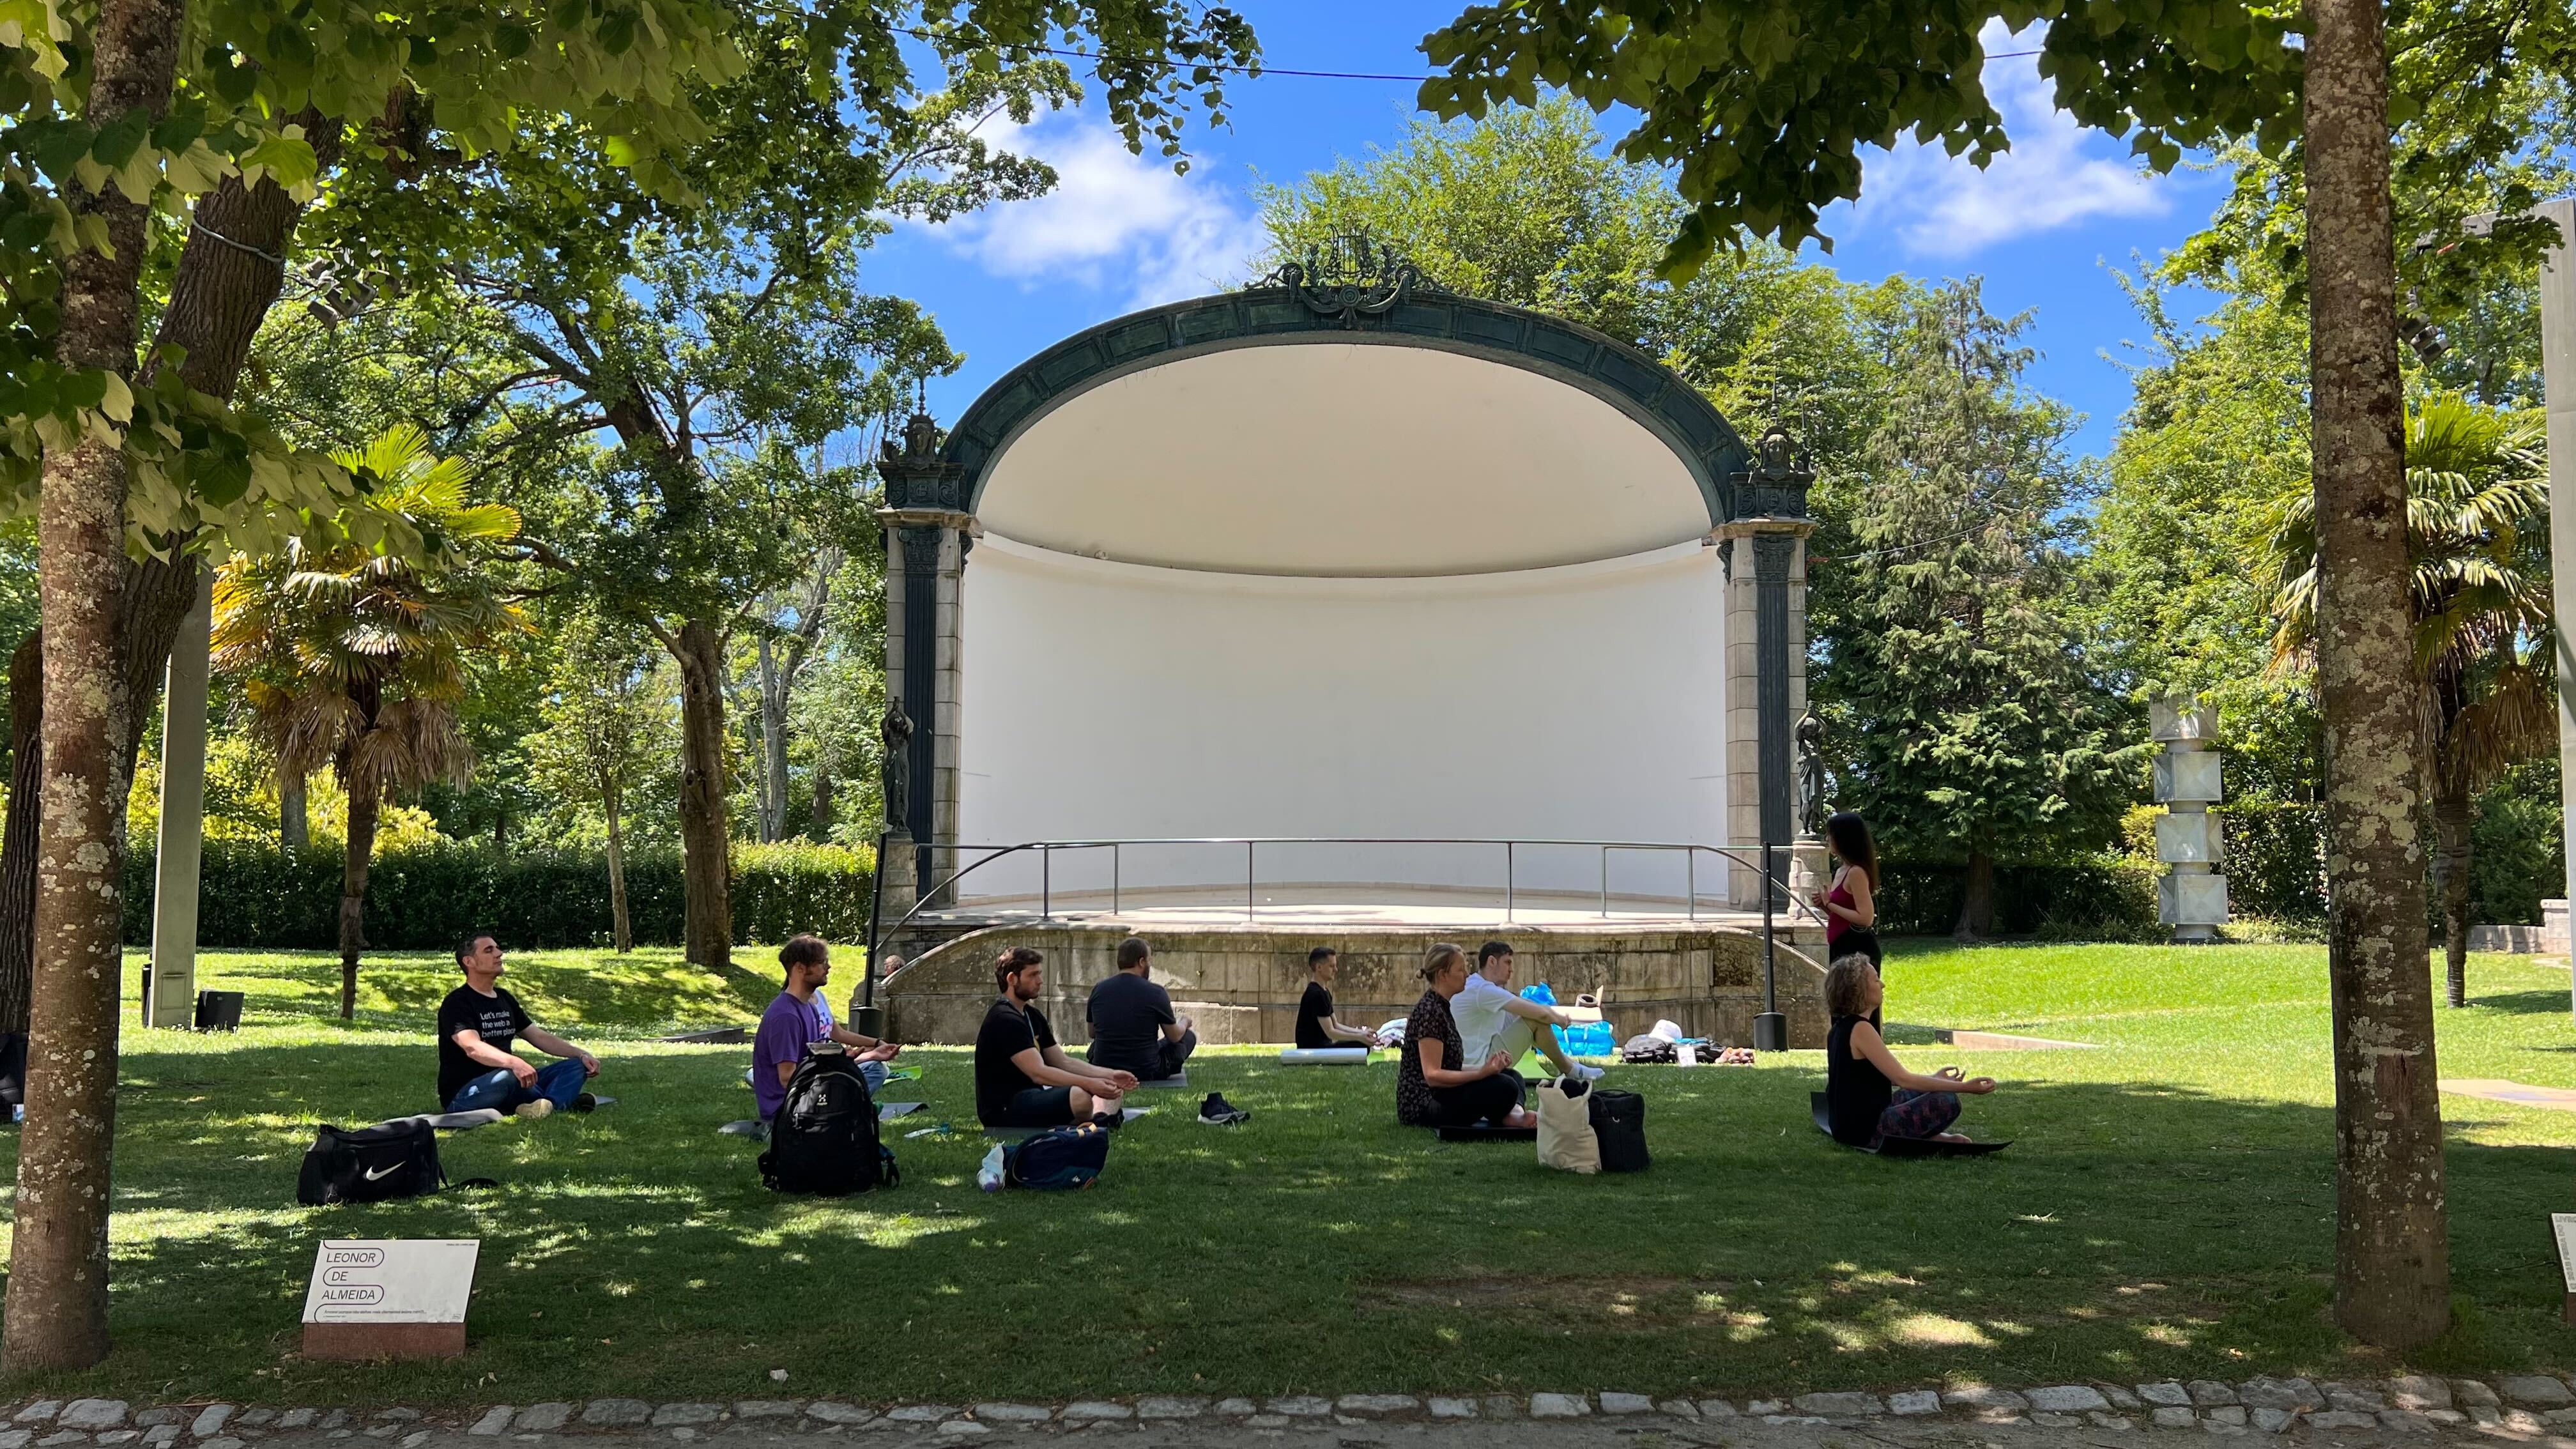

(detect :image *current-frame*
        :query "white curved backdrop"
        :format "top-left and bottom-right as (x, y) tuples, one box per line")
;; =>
(954, 534), (1733, 905)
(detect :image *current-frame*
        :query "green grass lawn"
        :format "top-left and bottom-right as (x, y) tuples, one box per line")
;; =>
(5, 939), (2575, 1406)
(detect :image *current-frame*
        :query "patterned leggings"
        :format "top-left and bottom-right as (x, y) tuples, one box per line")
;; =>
(1877, 1089), (1961, 1142)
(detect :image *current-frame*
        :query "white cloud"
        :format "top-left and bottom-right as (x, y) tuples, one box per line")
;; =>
(930, 117), (1268, 308)
(1848, 20), (2174, 256)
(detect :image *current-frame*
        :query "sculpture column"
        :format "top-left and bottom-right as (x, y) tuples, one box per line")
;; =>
(1719, 428), (1816, 910)
(875, 411), (973, 907)
(146, 567), (213, 1028)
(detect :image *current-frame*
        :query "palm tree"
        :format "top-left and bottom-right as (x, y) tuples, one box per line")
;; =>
(2268, 392), (2554, 1006)
(213, 426), (528, 1019)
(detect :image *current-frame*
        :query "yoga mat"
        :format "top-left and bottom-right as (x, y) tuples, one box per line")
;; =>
(1434, 1123), (1536, 1142)
(1808, 1091), (2010, 1157)
(1279, 1047), (1370, 1065)
(381, 1109), (507, 1133)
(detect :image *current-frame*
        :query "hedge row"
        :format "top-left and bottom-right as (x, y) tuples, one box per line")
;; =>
(121, 841), (877, 950)
(1874, 854), (2161, 937)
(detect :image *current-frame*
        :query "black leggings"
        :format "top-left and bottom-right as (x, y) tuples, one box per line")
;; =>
(1428, 1070), (1524, 1127)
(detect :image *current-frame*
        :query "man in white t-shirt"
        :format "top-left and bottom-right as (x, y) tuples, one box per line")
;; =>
(1451, 941), (1603, 1082)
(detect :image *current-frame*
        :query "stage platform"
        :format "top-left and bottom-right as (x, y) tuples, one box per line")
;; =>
(875, 894), (1832, 1051)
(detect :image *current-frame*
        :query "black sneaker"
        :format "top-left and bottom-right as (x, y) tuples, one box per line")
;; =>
(1198, 1092), (1250, 1126)
(1091, 1110), (1123, 1131)
(572, 1092), (598, 1114)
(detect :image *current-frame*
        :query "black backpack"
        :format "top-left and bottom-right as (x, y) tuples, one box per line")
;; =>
(1588, 1089), (1650, 1172)
(759, 1052), (897, 1195)
(296, 1119), (450, 1205)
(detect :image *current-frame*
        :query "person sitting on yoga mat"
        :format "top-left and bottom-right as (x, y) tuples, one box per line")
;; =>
(437, 932), (600, 1119)
(1822, 955), (1995, 1147)
(755, 935), (901, 1121)
(1395, 943), (1534, 1129)
(978, 947), (1136, 1129)
(1453, 940), (1602, 1083)
(1295, 946), (1376, 1048)
(1085, 936), (1195, 1080)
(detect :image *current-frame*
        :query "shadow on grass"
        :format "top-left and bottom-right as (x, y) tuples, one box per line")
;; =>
(2462, 988), (2574, 1019)
(6, 1032), (2574, 1404)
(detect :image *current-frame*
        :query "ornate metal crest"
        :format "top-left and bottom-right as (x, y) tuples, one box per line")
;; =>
(877, 408), (968, 512)
(1257, 234), (1432, 328)
(1729, 424), (1816, 520)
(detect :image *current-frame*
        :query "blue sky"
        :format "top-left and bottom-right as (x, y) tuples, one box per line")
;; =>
(862, 1), (2238, 465)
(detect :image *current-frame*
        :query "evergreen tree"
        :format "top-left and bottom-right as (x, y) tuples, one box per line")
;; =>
(1821, 283), (2140, 939)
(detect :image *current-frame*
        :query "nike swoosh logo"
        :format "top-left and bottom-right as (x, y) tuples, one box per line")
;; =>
(362, 1164), (402, 1181)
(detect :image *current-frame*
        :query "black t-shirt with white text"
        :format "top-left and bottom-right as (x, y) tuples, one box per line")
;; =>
(1295, 980), (1336, 1048)
(974, 997), (1057, 1122)
(437, 985), (533, 1105)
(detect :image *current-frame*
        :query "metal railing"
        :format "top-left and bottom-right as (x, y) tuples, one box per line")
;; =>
(858, 835), (1827, 1042)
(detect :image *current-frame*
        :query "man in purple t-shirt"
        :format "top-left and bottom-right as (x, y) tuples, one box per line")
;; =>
(753, 935), (901, 1120)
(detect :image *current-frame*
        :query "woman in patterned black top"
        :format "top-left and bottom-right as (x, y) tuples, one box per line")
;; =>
(1395, 943), (1532, 1128)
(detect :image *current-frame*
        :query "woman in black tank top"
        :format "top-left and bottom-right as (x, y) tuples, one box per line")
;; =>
(1821, 957), (1998, 1146)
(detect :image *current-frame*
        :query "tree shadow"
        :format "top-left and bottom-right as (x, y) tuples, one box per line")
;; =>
(6, 1031), (2574, 1404)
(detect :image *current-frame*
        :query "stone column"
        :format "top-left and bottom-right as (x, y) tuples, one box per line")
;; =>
(1715, 426), (1818, 912)
(1719, 524), (1814, 907)
(2154, 694), (2229, 942)
(876, 411), (974, 907)
(146, 567), (213, 1029)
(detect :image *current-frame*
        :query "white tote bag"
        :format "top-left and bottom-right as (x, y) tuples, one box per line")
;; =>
(1535, 1078), (1600, 1174)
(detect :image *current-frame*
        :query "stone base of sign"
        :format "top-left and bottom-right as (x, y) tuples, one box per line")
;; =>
(300, 1323), (465, 1361)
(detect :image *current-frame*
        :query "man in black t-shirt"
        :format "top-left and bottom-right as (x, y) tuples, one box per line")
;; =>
(1085, 936), (1196, 1080)
(976, 947), (1135, 1128)
(436, 932), (601, 1119)
(1293, 945), (1377, 1050)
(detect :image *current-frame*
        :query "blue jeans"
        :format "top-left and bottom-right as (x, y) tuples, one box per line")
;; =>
(450, 1058), (590, 1114)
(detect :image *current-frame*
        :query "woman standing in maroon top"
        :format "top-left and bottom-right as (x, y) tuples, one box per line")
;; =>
(1813, 811), (1882, 968)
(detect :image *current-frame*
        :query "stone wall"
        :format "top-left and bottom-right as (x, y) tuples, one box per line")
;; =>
(882, 923), (1829, 1049)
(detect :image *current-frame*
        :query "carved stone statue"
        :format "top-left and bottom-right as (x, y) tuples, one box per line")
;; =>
(1794, 705), (1827, 838)
(879, 705), (914, 836)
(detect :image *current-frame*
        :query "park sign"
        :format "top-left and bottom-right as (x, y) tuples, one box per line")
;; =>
(302, 1239), (479, 1360)
(2556, 1215), (2576, 1324)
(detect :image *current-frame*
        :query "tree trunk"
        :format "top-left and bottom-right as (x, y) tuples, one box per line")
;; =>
(673, 617), (732, 968)
(2, 0), (186, 1377)
(752, 634), (783, 845)
(0, 130), (334, 1042)
(279, 770), (308, 851)
(2432, 771), (2474, 1008)
(2306, 0), (2453, 1349)
(602, 771), (632, 954)
(337, 762), (379, 1022)
(0, 633), (42, 1037)
(809, 739), (834, 842)
(1952, 851), (1995, 942)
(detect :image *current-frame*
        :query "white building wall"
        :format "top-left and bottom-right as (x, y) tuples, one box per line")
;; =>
(955, 534), (1733, 906)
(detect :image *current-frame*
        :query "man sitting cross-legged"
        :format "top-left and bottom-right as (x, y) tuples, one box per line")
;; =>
(1294, 946), (1377, 1048)
(977, 947), (1135, 1130)
(438, 932), (600, 1119)
(755, 935), (901, 1123)
(1085, 935), (1195, 1081)
(1450, 940), (1602, 1083)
